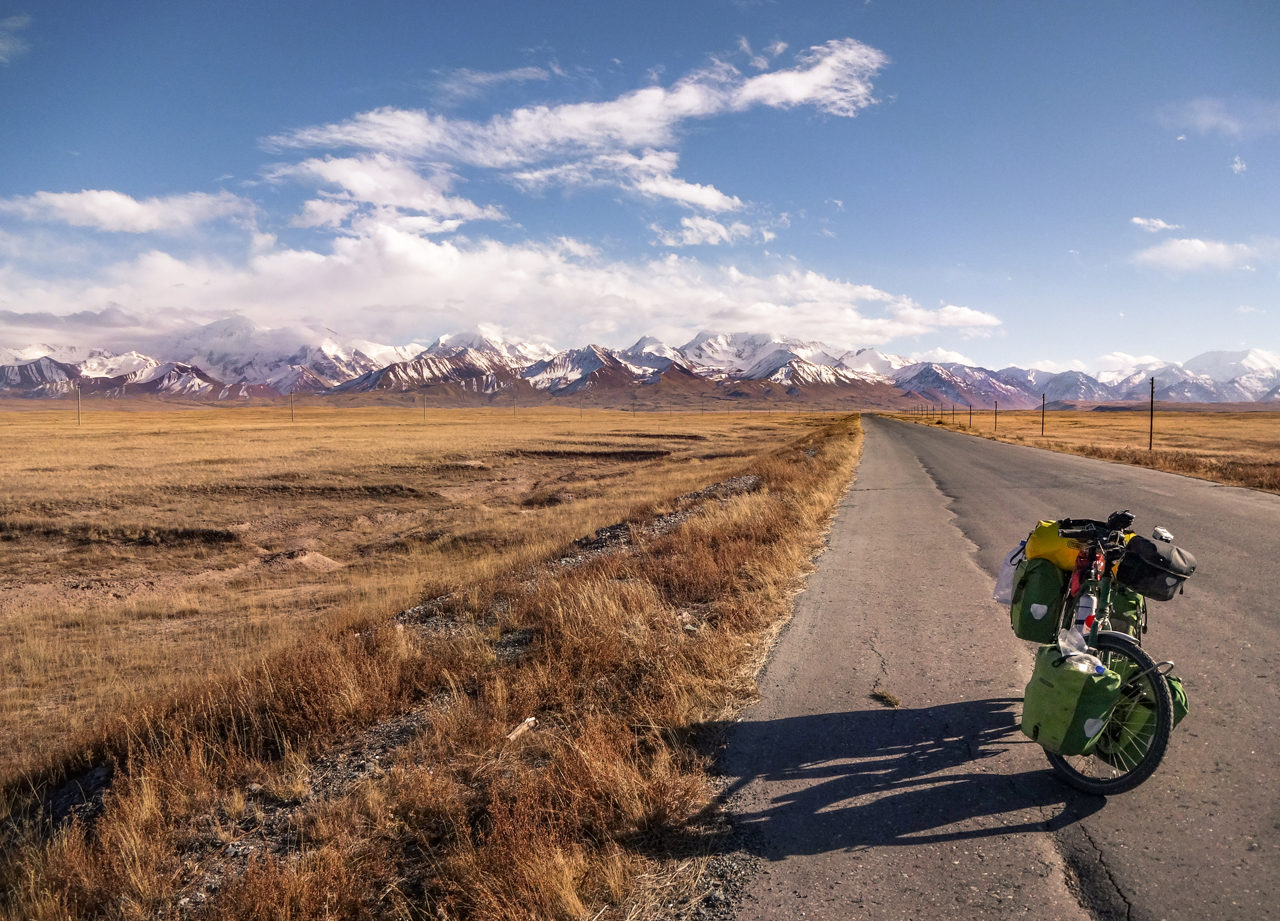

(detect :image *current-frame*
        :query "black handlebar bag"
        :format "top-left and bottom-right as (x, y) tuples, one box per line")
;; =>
(1116, 536), (1196, 601)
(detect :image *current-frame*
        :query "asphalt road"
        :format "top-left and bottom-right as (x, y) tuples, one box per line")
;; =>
(721, 414), (1280, 921)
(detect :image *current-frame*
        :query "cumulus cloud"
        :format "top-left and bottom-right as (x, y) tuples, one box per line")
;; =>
(291, 198), (358, 229)
(909, 347), (977, 366)
(0, 218), (1000, 350)
(890, 302), (1002, 331)
(1232, 155), (1247, 174)
(1133, 237), (1258, 272)
(1029, 359), (1089, 373)
(0, 14), (30, 65)
(1131, 216), (1181, 233)
(0, 189), (253, 233)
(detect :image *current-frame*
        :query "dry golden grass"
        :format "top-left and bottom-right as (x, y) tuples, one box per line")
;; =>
(0, 402), (862, 921)
(886, 408), (1280, 493)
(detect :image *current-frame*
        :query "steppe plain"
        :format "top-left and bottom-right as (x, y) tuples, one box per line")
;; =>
(2, 400), (1277, 920)
(1, 400), (862, 920)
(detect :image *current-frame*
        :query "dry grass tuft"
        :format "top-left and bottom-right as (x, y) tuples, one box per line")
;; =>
(1, 405), (862, 920)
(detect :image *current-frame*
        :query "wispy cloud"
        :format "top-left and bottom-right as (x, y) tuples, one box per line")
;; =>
(1131, 216), (1181, 233)
(652, 216), (754, 246)
(267, 154), (504, 224)
(0, 14), (31, 65)
(511, 149), (743, 212)
(738, 37), (788, 71)
(263, 38), (886, 180)
(0, 189), (253, 233)
(1232, 155), (1247, 174)
(431, 66), (552, 104)
(0, 37), (937, 353)
(1159, 96), (1280, 139)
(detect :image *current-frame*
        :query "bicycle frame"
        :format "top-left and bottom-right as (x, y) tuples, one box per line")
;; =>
(1063, 530), (1132, 647)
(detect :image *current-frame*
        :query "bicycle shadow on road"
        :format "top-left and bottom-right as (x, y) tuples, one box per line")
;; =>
(710, 697), (1104, 859)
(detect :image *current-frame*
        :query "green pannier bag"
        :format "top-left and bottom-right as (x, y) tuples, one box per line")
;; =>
(1095, 675), (1188, 768)
(1010, 557), (1067, 643)
(1021, 644), (1121, 755)
(1108, 585), (1146, 638)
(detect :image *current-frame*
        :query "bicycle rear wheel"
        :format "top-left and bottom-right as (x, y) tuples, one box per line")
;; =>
(1045, 631), (1173, 795)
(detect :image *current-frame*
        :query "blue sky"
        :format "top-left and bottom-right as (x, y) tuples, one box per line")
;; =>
(0, 1), (1276, 372)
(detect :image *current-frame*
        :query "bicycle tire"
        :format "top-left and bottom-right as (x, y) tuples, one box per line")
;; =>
(1045, 631), (1174, 795)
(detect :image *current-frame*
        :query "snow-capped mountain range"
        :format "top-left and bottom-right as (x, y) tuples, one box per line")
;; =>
(2, 319), (1278, 407)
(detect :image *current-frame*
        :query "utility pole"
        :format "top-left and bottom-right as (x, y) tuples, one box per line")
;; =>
(290, 391), (295, 423)
(994, 401), (998, 432)
(1149, 377), (1155, 451)
(1041, 393), (1045, 437)
(76, 381), (82, 426)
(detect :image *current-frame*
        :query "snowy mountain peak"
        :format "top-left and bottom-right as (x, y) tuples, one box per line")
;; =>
(1183, 349), (1280, 381)
(838, 348), (911, 377)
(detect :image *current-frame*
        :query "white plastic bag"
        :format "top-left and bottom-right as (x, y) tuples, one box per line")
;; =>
(993, 541), (1025, 605)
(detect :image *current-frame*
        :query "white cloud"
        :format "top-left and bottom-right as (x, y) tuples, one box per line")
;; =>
(0, 14), (30, 65)
(0, 220), (1000, 351)
(733, 39), (885, 116)
(432, 66), (551, 104)
(0, 189), (253, 233)
(1131, 216), (1181, 233)
(291, 199), (358, 229)
(267, 154), (504, 222)
(1133, 237), (1257, 272)
(253, 38), (887, 237)
(892, 302), (1002, 329)
(1232, 155), (1247, 174)
(512, 149), (743, 211)
(1236, 305), (1263, 315)
(1160, 96), (1280, 139)
(910, 347), (976, 365)
(264, 38), (886, 169)
(653, 216), (754, 246)
(1029, 359), (1089, 373)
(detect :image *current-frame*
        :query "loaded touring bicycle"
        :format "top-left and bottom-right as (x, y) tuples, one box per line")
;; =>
(999, 511), (1195, 794)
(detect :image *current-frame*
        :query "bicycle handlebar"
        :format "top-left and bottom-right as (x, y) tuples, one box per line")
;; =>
(1057, 510), (1135, 545)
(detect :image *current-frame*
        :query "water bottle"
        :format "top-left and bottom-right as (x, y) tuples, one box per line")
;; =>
(1057, 594), (1105, 674)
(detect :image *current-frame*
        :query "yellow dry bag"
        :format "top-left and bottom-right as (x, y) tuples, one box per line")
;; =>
(1024, 520), (1083, 571)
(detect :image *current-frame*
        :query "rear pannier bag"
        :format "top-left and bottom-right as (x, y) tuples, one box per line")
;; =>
(1010, 557), (1067, 643)
(1115, 536), (1196, 602)
(1095, 674), (1189, 768)
(1021, 644), (1121, 756)
(1024, 520), (1083, 571)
